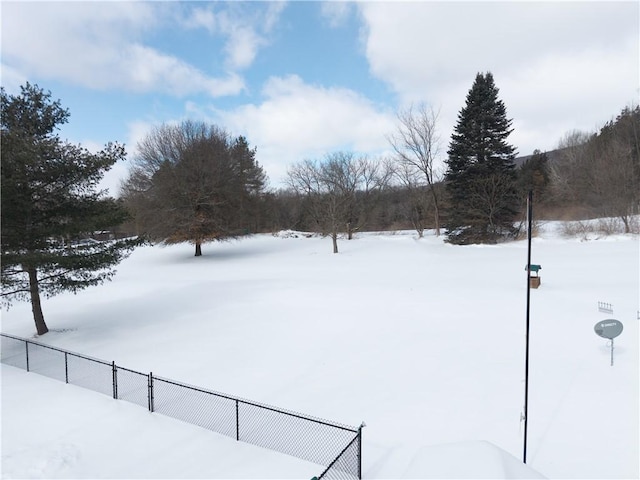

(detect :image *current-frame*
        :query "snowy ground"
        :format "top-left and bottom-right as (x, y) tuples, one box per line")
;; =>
(2, 222), (638, 478)
(1, 366), (321, 479)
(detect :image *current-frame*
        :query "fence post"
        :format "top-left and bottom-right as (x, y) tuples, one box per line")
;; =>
(65, 352), (69, 383)
(236, 400), (240, 441)
(25, 341), (30, 372)
(112, 361), (118, 399)
(358, 422), (365, 480)
(148, 372), (154, 412)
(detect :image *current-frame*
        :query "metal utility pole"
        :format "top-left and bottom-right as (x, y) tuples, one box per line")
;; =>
(523, 190), (533, 464)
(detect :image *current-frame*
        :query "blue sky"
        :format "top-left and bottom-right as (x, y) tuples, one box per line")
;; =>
(2, 1), (638, 194)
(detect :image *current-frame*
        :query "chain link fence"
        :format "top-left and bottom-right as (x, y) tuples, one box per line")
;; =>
(1, 333), (363, 478)
(318, 431), (363, 479)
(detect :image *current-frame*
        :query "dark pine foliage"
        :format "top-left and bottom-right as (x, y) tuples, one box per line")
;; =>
(1, 83), (142, 335)
(517, 149), (551, 214)
(445, 72), (519, 244)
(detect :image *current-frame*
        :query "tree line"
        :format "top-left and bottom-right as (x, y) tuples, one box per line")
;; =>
(2, 77), (638, 333)
(548, 106), (639, 232)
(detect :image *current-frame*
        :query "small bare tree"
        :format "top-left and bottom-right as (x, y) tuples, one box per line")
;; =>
(343, 155), (393, 239)
(392, 160), (430, 237)
(287, 152), (390, 253)
(388, 103), (443, 235)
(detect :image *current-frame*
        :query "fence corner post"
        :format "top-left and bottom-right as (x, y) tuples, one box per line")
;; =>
(358, 421), (366, 480)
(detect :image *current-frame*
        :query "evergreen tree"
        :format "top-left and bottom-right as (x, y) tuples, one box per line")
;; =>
(1, 83), (142, 335)
(517, 149), (550, 214)
(229, 135), (268, 234)
(445, 72), (519, 244)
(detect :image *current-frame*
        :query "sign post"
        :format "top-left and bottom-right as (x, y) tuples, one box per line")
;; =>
(523, 190), (533, 464)
(594, 319), (624, 366)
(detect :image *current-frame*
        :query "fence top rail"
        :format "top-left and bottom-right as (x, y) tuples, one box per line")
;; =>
(66, 351), (112, 367)
(1, 333), (359, 433)
(116, 365), (149, 376)
(1, 333), (112, 366)
(1, 332), (26, 342)
(154, 377), (359, 433)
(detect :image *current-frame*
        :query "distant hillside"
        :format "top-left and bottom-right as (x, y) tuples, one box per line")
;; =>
(513, 147), (572, 168)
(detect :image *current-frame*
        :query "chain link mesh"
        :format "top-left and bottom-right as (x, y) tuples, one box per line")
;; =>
(319, 433), (361, 479)
(116, 366), (149, 408)
(153, 376), (237, 439)
(1, 334), (362, 478)
(238, 401), (356, 466)
(26, 341), (66, 381)
(1, 335), (27, 369)
(66, 353), (113, 397)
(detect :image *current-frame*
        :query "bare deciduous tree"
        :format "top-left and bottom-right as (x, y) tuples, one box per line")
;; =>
(549, 130), (592, 208)
(550, 106), (639, 231)
(287, 152), (390, 253)
(121, 121), (266, 256)
(392, 160), (430, 237)
(388, 103), (443, 236)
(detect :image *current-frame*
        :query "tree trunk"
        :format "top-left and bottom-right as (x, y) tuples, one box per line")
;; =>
(27, 266), (48, 335)
(621, 215), (630, 234)
(195, 242), (202, 256)
(332, 232), (339, 253)
(428, 184), (441, 237)
(412, 218), (424, 238)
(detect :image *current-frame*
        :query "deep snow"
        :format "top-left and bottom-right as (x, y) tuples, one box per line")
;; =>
(2, 222), (638, 478)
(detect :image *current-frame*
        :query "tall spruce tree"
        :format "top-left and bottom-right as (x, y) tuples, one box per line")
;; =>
(445, 72), (519, 244)
(1, 83), (141, 335)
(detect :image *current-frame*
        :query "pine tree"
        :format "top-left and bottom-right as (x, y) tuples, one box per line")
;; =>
(445, 72), (519, 244)
(517, 150), (550, 210)
(1, 83), (142, 335)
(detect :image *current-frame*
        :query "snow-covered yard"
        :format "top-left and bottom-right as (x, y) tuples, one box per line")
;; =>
(2, 222), (638, 478)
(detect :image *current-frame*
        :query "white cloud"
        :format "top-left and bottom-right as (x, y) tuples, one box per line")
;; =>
(321, 2), (353, 28)
(216, 75), (396, 187)
(263, 2), (287, 33)
(180, 6), (217, 32)
(216, 3), (286, 71)
(106, 75), (397, 190)
(1, 2), (251, 97)
(500, 36), (640, 153)
(124, 45), (246, 97)
(220, 20), (264, 70)
(0, 63), (28, 93)
(358, 1), (639, 156)
(177, 2), (286, 71)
